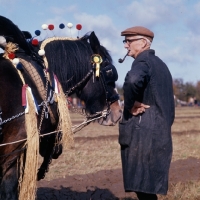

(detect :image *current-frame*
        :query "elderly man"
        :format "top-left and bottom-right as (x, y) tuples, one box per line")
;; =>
(118, 26), (175, 200)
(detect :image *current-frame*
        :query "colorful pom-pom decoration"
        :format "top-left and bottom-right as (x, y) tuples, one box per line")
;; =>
(0, 36), (7, 47)
(12, 58), (20, 65)
(76, 24), (82, 30)
(48, 24), (54, 30)
(31, 39), (39, 46)
(35, 30), (41, 36)
(59, 23), (65, 29)
(42, 24), (48, 30)
(8, 53), (15, 59)
(67, 23), (73, 28)
(38, 49), (45, 56)
(16, 62), (23, 70)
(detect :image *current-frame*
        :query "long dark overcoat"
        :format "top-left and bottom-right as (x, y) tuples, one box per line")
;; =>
(119, 49), (175, 195)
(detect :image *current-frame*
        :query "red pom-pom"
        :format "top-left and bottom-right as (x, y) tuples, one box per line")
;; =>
(32, 39), (39, 46)
(8, 53), (15, 59)
(48, 24), (54, 30)
(76, 24), (82, 30)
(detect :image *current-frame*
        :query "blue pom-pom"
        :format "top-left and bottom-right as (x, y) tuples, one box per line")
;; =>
(35, 30), (41, 36)
(59, 23), (65, 29)
(16, 63), (23, 70)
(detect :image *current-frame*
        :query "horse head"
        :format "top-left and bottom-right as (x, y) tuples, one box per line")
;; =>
(77, 31), (122, 126)
(27, 29), (122, 126)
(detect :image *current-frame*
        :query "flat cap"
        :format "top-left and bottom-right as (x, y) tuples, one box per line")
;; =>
(121, 26), (154, 41)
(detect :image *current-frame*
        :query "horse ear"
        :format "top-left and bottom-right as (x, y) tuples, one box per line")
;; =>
(89, 31), (101, 54)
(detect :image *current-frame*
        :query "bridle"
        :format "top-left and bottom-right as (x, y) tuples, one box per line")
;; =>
(64, 58), (119, 132)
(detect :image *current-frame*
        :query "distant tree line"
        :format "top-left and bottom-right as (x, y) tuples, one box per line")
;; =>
(173, 78), (200, 102)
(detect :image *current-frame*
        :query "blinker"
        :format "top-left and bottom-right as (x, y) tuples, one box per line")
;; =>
(101, 64), (118, 83)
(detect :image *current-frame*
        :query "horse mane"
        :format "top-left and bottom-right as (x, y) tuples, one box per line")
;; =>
(0, 15), (31, 54)
(42, 34), (113, 92)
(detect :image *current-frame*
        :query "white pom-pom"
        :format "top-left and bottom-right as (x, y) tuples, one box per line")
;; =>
(0, 36), (7, 47)
(12, 58), (20, 65)
(67, 23), (73, 28)
(38, 49), (45, 56)
(41, 24), (48, 30)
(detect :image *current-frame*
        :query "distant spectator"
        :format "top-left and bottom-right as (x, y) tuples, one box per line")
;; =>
(81, 100), (85, 108)
(67, 97), (72, 109)
(77, 98), (82, 108)
(194, 97), (198, 106)
(174, 95), (178, 107)
(72, 97), (77, 107)
(188, 97), (194, 107)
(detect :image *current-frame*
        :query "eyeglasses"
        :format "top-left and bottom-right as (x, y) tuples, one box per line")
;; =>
(123, 38), (144, 45)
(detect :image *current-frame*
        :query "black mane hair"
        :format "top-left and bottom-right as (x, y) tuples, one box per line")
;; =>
(43, 33), (113, 93)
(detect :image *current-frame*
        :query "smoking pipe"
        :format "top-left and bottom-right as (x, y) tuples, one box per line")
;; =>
(118, 50), (130, 63)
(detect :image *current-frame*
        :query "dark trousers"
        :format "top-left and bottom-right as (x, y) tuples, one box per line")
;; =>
(136, 192), (158, 200)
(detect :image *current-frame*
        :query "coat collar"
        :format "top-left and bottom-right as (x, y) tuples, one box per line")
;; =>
(135, 49), (155, 62)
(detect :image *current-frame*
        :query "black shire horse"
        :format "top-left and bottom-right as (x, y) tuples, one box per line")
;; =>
(0, 15), (122, 199)
(0, 41), (71, 199)
(0, 16), (70, 199)
(0, 55), (40, 199)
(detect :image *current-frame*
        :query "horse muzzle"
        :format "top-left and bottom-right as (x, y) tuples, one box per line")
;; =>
(98, 101), (122, 126)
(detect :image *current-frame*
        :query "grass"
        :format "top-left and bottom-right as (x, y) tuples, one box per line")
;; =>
(39, 106), (200, 199)
(158, 182), (200, 200)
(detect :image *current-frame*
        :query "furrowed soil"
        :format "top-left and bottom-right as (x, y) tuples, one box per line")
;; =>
(37, 107), (200, 200)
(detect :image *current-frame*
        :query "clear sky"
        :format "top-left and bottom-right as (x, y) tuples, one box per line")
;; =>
(1, 0), (200, 86)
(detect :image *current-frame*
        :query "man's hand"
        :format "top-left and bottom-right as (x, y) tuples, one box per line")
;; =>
(130, 101), (150, 116)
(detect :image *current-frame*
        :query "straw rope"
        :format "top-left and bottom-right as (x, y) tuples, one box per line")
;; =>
(18, 90), (39, 200)
(55, 85), (74, 149)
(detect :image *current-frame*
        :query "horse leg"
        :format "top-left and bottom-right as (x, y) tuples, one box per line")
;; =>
(0, 161), (18, 200)
(38, 134), (59, 180)
(39, 133), (62, 159)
